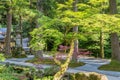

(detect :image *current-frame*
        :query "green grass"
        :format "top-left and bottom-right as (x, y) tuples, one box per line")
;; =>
(99, 60), (120, 72)
(27, 58), (85, 68)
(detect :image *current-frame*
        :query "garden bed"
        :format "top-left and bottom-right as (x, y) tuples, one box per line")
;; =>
(27, 57), (85, 68)
(99, 60), (120, 72)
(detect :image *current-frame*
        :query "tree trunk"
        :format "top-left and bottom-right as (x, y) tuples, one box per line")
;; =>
(19, 15), (23, 53)
(72, 0), (78, 61)
(109, 0), (117, 14)
(111, 33), (120, 60)
(5, 5), (12, 56)
(109, 0), (120, 61)
(35, 0), (43, 58)
(53, 40), (74, 80)
(37, 0), (43, 12)
(100, 30), (104, 58)
(29, 0), (32, 8)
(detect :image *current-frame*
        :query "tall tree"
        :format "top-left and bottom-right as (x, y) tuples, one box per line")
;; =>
(72, 0), (78, 61)
(109, 0), (120, 61)
(5, 0), (12, 56)
(36, 0), (56, 18)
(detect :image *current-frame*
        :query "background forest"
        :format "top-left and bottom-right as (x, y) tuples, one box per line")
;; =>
(1, 0), (120, 80)
(0, 0), (120, 59)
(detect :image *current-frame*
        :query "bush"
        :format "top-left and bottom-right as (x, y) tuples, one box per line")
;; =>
(75, 73), (88, 80)
(13, 66), (24, 73)
(68, 72), (102, 80)
(0, 65), (4, 73)
(0, 53), (5, 61)
(35, 76), (53, 80)
(0, 65), (20, 80)
(12, 47), (27, 58)
(2, 65), (14, 73)
(69, 73), (76, 80)
(88, 74), (101, 80)
(0, 73), (19, 80)
(43, 66), (59, 76)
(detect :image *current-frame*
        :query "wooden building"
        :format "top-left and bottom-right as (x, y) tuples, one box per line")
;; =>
(0, 28), (15, 52)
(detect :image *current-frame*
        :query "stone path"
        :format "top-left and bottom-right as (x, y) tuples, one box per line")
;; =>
(75, 57), (120, 80)
(1, 55), (51, 69)
(1, 55), (120, 80)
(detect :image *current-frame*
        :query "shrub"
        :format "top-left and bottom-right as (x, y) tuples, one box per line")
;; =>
(75, 73), (88, 80)
(43, 66), (59, 76)
(0, 73), (19, 80)
(68, 72), (102, 80)
(2, 65), (14, 73)
(12, 47), (27, 58)
(0, 53), (5, 61)
(13, 66), (24, 73)
(0, 65), (4, 73)
(35, 76), (53, 80)
(69, 73), (76, 80)
(88, 74), (101, 80)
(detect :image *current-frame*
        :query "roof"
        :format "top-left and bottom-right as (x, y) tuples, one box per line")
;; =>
(0, 28), (7, 33)
(0, 28), (6, 39)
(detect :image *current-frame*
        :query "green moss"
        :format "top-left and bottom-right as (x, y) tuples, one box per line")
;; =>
(69, 73), (76, 80)
(99, 60), (120, 72)
(89, 74), (101, 80)
(68, 73), (101, 80)
(75, 73), (88, 80)
(27, 58), (85, 68)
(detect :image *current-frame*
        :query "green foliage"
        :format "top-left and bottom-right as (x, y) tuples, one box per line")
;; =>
(1, 0), (120, 60)
(35, 76), (53, 80)
(75, 73), (88, 80)
(0, 73), (19, 80)
(0, 65), (21, 80)
(80, 14), (120, 33)
(0, 64), (32, 80)
(27, 57), (85, 68)
(0, 53), (5, 61)
(30, 28), (64, 51)
(36, 0), (57, 18)
(89, 0), (108, 7)
(43, 66), (59, 76)
(11, 47), (27, 58)
(24, 66), (58, 79)
(69, 73), (101, 80)
(69, 73), (76, 80)
(89, 74), (101, 80)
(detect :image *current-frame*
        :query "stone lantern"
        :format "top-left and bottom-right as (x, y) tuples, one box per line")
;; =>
(15, 30), (22, 54)
(16, 33), (21, 47)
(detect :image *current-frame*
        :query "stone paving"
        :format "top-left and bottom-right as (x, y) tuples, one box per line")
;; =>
(1, 55), (120, 80)
(1, 55), (51, 68)
(76, 57), (120, 80)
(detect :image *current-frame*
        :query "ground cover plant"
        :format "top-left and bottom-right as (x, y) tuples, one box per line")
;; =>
(99, 60), (120, 72)
(0, 64), (104, 80)
(0, 64), (30, 80)
(27, 57), (85, 68)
